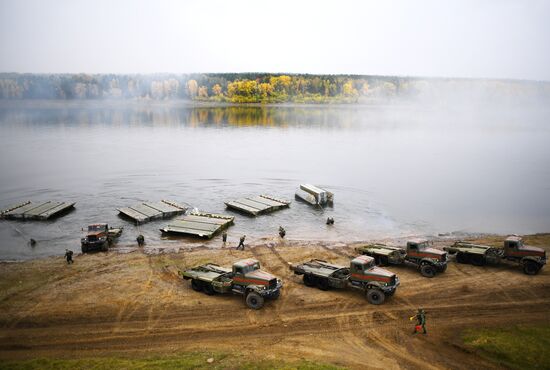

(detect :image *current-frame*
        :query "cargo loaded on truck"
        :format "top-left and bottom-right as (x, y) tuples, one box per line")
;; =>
(181, 258), (282, 309)
(355, 238), (448, 278)
(444, 235), (547, 275)
(290, 255), (399, 305)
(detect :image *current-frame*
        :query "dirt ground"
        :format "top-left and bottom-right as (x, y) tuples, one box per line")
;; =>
(0, 235), (549, 369)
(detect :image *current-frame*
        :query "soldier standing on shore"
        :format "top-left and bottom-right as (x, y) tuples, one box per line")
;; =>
(136, 234), (145, 247)
(64, 249), (74, 264)
(222, 231), (228, 244)
(236, 235), (246, 250)
(279, 226), (286, 238)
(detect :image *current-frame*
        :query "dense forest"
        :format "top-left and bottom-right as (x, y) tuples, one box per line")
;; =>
(0, 73), (548, 103)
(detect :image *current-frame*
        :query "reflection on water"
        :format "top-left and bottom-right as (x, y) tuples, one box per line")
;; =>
(0, 101), (549, 260)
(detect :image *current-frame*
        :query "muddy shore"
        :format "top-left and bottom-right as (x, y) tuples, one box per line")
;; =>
(1, 234), (549, 369)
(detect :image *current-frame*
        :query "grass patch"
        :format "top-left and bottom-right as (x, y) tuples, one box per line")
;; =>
(0, 351), (343, 370)
(463, 325), (550, 370)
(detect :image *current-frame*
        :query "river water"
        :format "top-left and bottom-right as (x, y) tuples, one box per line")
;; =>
(0, 100), (549, 260)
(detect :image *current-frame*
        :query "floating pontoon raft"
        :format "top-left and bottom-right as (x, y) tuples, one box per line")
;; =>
(118, 200), (187, 224)
(295, 184), (334, 206)
(224, 195), (290, 216)
(160, 212), (234, 238)
(0, 200), (76, 220)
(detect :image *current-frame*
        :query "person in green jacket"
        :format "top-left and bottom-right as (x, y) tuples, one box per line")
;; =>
(410, 308), (427, 334)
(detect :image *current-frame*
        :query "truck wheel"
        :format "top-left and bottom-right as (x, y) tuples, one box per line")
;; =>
(203, 283), (215, 295)
(316, 277), (330, 291)
(81, 245), (88, 254)
(366, 289), (385, 305)
(470, 254), (485, 266)
(303, 274), (316, 287)
(523, 261), (541, 275)
(456, 252), (470, 264)
(420, 264), (436, 278)
(101, 243), (108, 252)
(191, 279), (203, 292)
(246, 292), (264, 310)
(438, 264), (448, 273)
(270, 290), (281, 300)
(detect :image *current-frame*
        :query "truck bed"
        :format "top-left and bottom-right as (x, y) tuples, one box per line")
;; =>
(182, 264), (232, 282)
(292, 259), (347, 277)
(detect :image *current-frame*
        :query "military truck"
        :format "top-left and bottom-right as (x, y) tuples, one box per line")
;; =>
(444, 235), (547, 275)
(181, 258), (283, 309)
(355, 238), (447, 278)
(289, 255), (399, 305)
(81, 223), (123, 253)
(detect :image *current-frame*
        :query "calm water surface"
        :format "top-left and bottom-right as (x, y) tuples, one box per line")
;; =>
(0, 100), (549, 260)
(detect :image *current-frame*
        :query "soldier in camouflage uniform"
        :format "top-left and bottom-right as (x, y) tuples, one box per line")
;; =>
(411, 308), (427, 334)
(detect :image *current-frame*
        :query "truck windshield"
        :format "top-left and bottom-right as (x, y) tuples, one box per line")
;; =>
(88, 225), (105, 232)
(246, 262), (260, 273)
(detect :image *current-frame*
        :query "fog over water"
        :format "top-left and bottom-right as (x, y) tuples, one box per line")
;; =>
(0, 100), (549, 260)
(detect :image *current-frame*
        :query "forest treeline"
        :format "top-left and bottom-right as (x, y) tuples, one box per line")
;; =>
(0, 73), (548, 103)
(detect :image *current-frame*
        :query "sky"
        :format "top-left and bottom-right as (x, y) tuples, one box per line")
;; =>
(1, 0), (549, 80)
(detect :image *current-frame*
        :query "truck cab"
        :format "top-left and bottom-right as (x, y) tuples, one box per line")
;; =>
(231, 258), (282, 298)
(81, 223), (123, 253)
(348, 256), (399, 294)
(503, 236), (546, 274)
(407, 238), (447, 263)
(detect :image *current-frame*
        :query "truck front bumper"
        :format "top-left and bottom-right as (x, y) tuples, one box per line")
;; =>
(259, 280), (283, 298)
(381, 276), (400, 294)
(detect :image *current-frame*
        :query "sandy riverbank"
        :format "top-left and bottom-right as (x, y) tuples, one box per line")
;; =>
(1, 234), (549, 369)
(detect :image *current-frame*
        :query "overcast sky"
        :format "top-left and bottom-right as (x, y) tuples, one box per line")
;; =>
(1, 0), (549, 80)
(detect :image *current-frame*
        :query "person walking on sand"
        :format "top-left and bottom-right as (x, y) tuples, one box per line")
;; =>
(236, 235), (246, 250)
(222, 231), (227, 244)
(136, 234), (145, 247)
(64, 249), (74, 264)
(410, 308), (427, 334)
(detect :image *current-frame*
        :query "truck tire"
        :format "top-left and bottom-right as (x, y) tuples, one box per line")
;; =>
(470, 254), (485, 266)
(246, 292), (264, 309)
(420, 264), (436, 278)
(101, 243), (108, 252)
(438, 264), (448, 273)
(456, 252), (470, 264)
(523, 261), (541, 275)
(316, 277), (330, 291)
(81, 245), (88, 254)
(203, 283), (215, 295)
(303, 274), (316, 287)
(366, 288), (385, 305)
(270, 290), (281, 300)
(191, 279), (203, 292)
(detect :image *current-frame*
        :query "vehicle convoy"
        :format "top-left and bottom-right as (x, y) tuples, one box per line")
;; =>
(355, 238), (448, 278)
(180, 258), (283, 309)
(289, 255), (399, 305)
(81, 223), (123, 253)
(444, 235), (547, 275)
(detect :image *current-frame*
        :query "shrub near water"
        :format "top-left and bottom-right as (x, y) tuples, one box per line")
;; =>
(463, 325), (550, 370)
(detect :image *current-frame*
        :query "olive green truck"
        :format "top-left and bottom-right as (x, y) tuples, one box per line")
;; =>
(444, 235), (547, 275)
(181, 258), (283, 309)
(355, 238), (448, 278)
(290, 255), (399, 305)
